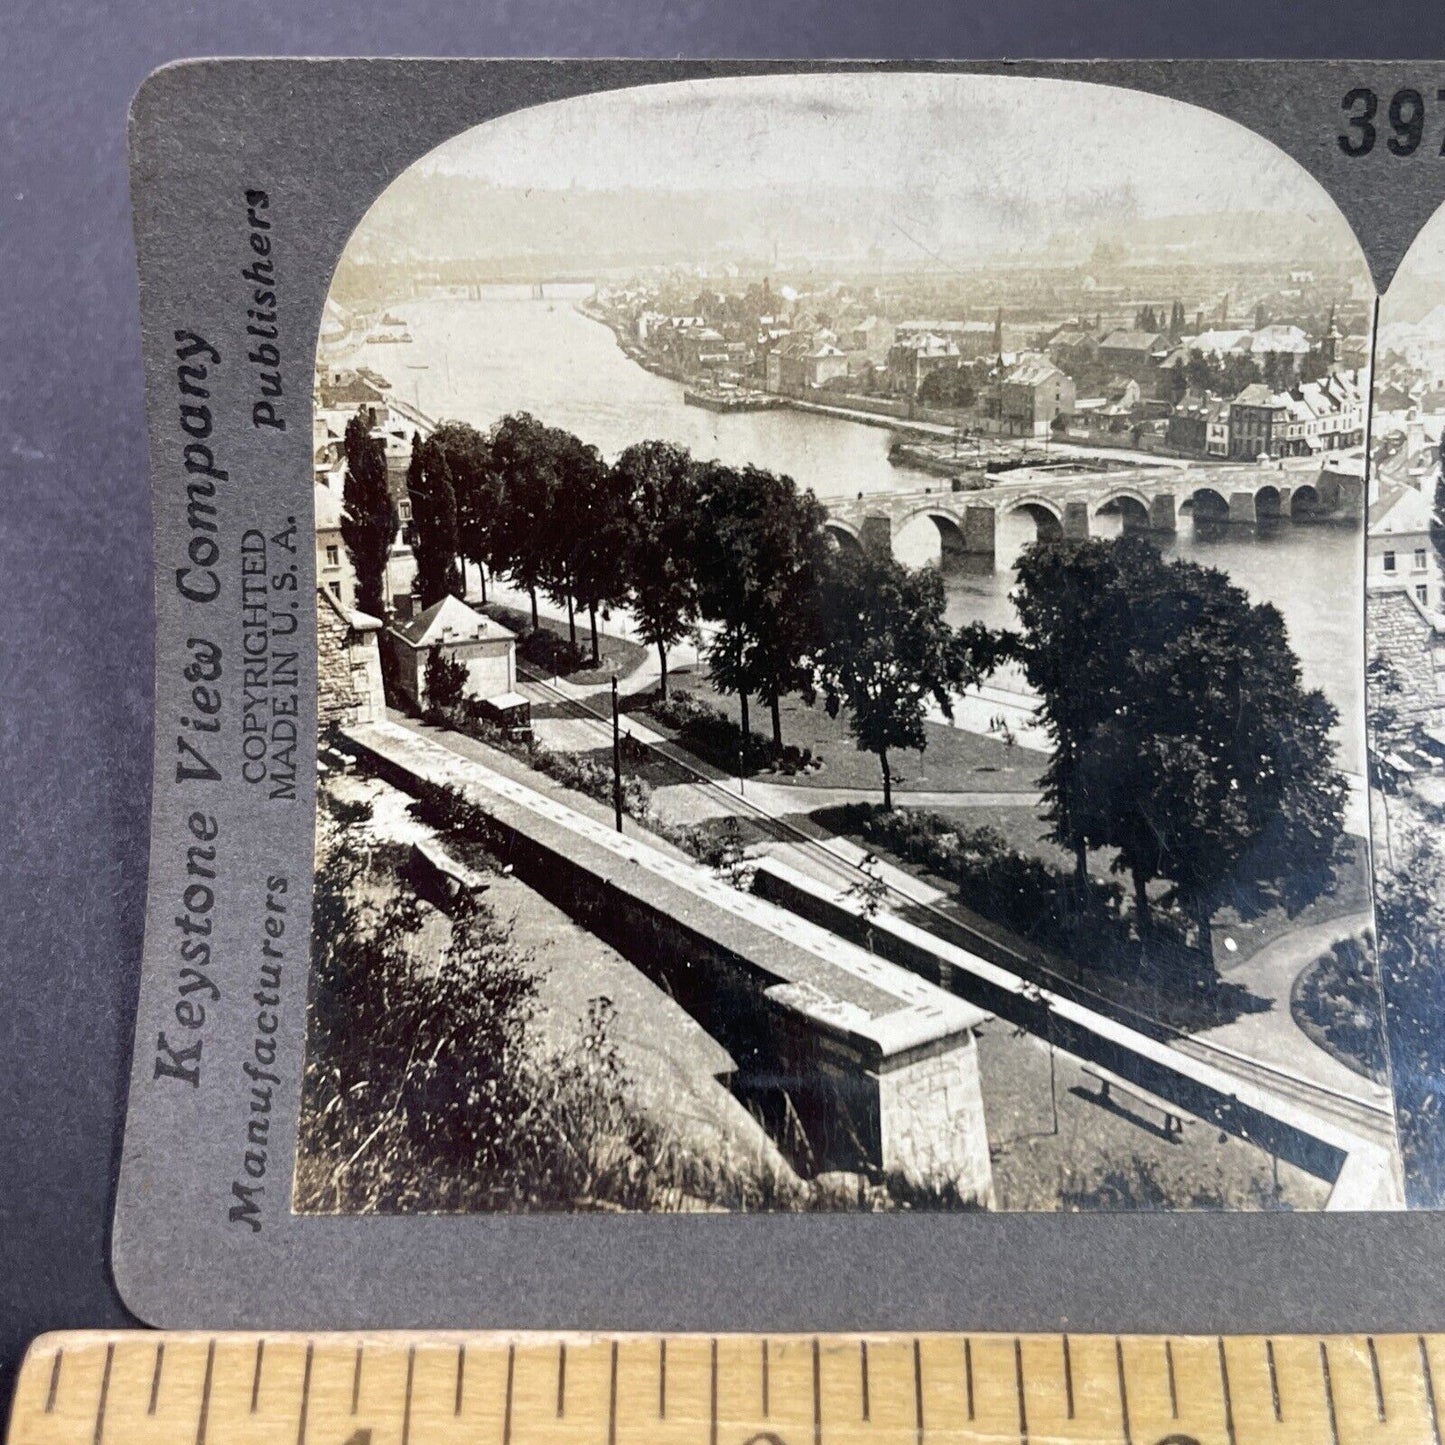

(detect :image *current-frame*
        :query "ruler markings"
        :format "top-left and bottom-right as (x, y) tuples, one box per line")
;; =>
(401, 1344), (415, 1445)
(1014, 1338), (1028, 1445)
(761, 1338), (770, 1418)
(146, 1344), (164, 1417)
(1264, 1339), (1280, 1423)
(193, 1340), (215, 1445)
(91, 1343), (113, 1445)
(503, 1344), (515, 1445)
(1368, 1334), (1387, 1421)
(193, 1335), (215, 1445)
(812, 1337), (822, 1445)
(44, 1349), (62, 1414)
(296, 1342), (314, 1445)
(1423, 1336), (1444, 1445)
(32, 1332), (1445, 1445)
(1320, 1341), (1341, 1445)
(1112, 1338), (1130, 1445)
(912, 1337), (924, 1445)
(709, 1339), (719, 1445)
(608, 1341), (619, 1445)
(1217, 1338), (1237, 1445)
(250, 1339), (264, 1414)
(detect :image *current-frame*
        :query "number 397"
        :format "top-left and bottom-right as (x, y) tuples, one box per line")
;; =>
(1339, 87), (1441, 157)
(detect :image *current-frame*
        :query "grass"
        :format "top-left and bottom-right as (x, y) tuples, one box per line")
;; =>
(628, 663), (1044, 794)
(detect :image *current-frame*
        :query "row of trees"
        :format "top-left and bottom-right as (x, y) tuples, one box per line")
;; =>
(342, 409), (1346, 952)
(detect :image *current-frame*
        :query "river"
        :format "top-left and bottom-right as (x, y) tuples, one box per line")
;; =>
(356, 293), (1365, 768)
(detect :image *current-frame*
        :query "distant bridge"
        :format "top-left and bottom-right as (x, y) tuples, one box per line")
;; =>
(824, 460), (1365, 567)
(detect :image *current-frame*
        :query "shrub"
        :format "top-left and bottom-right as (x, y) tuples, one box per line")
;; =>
(426, 700), (654, 824)
(650, 689), (815, 775)
(1292, 933), (1388, 1083)
(842, 804), (1130, 960)
(424, 647), (470, 715)
(519, 626), (587, 676)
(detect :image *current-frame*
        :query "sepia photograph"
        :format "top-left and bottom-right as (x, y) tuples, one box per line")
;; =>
(294, 72), (1399, 1216)
(1363, 202), (1445, 1209)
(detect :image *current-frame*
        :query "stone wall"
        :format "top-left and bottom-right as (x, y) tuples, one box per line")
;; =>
(877, 1034), (994, 1207)
(341, 720), (993, 1201)
(1369, 589), (1445, 729)
(317, 589), (384, 734)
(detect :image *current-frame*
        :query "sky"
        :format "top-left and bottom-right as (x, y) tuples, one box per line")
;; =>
(413, 73), (1336, 213)
(349, 72), (1364, 272)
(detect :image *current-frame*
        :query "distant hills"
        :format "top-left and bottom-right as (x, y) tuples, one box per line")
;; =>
(345, 172), (1363, 278)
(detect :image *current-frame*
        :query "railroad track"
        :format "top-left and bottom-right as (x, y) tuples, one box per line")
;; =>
(513, 663), (1396, 1146)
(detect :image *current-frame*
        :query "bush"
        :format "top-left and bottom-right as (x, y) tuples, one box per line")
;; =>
(650, 689), (815, 775)
(519, 626), (587, 676)
(424, 647), (470, 714)
(843, 804), (1130, 960)
(1292, 933), (1388, 1083)
(428, 700), (654, 824)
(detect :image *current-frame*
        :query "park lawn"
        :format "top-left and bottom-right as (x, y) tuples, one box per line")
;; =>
(631, 661), (1046, 794)
(481, 601), (650, 685)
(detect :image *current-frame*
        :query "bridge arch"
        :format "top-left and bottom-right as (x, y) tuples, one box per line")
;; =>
(1094, 489), (1153, 534)
(1185, 486), (1231, 523)
(894, 507), (969, 569)
(824, 521), (865, 554)
(1255, 483), (1283, 521)
(1291, 483), (1322, 518)
(1003, 496), (1065, 543)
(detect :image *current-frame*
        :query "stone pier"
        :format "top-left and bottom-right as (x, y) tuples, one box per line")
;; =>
(859, 513), (892, 560)
(1229, 490), (1258, 525)
(1063, 500), (1091, 541)
(1148, 494), (1177, 532)
(962, 504), (995, 557)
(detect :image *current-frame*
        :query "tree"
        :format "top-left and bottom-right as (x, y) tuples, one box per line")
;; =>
(340, 408), (396, 618)
(613, 440), (700, 696)
(423, 646), (469, 715)
(431, 421), (499, 602)
(407, 435), (463, 609)
(811, 552), (997, 808)
(486, 413), (563, 630)
(691, 461), (830, 748)
(552, 431), (626, 663)
(917, 365), (976, 410)
(1008, 535), (1347, 956)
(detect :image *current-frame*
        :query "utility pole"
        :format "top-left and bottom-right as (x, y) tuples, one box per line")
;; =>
(611, 674), (623, 833)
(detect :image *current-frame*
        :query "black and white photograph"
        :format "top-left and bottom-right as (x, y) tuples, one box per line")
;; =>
(295, 72), (1400, 1216)
(1363, 199), (1445, 1209)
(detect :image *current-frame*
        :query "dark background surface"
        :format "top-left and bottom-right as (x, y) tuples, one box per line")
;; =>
(7, 0), (1445, 1413)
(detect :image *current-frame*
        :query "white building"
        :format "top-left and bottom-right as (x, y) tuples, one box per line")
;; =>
(386, 596), (518, 712)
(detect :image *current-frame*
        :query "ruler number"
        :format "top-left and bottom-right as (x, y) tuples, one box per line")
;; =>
(1338, 86), (1445, 156)
(340, 1433), (372, 1445)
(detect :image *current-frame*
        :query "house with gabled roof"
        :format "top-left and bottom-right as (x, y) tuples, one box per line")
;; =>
(385, 595), (518, 712)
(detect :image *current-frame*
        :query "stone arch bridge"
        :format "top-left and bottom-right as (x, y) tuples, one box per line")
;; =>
(823, 462), (1364, 567)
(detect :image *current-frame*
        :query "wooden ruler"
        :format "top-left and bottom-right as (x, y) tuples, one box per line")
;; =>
(9, 1331), (1445, 1445)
